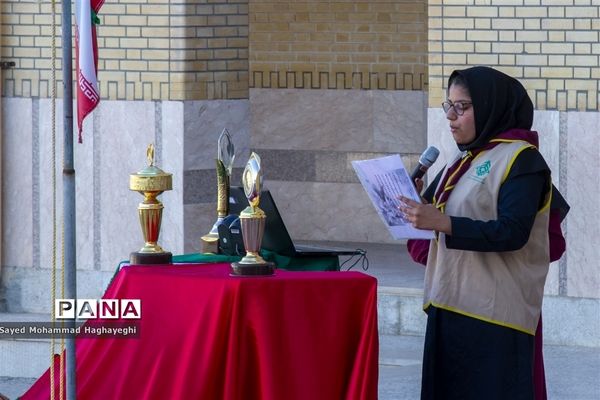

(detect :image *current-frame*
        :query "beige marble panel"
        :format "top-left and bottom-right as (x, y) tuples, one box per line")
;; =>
(2, 98), (33, 267)
(543, 295), (600, 347)
(37, 99), (63, 271)
(264, 180), (398, 244)
(251, 89), (374, 152)
(373, 91), (427, 153)
(3, 265), (113, 313)
(544, 261), (560, 296)
(533, 110), (560, 189)
(161, 101), (185, 255)
(566, 112), (600, 298)
(184, 100), (250, 171)
(98, 101), (156, 270)
(74, 102), (96, 270)
(184, 203), (215, 253)
(532, 110), (561, 295)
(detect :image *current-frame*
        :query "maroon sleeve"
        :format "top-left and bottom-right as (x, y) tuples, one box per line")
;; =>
(548, 208), (566, 263)
(407, 239), (430, 266)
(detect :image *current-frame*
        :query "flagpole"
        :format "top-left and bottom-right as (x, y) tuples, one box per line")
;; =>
(62, 0), (77, 398)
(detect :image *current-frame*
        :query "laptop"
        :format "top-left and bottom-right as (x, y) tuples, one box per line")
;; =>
(228, 186), (362, 258)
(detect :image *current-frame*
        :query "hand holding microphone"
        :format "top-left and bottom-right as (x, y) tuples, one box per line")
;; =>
(399, 145), (451, 233)
(410, 146), (440, 184)
(410, 146), (440, 195)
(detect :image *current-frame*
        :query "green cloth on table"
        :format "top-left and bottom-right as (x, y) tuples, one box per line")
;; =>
(113, 250), (339, 286)
(172, 249), (339, 271)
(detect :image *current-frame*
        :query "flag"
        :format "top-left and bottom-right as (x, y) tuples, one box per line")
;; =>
(75, 0), (104, 143)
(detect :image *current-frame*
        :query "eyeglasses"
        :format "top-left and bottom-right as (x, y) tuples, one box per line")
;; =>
(442, 100), (472, 116)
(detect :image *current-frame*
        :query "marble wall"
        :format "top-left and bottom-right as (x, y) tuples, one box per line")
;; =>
(2, 94), (598, 314)
(2, 98), (33, 270)
(565, 112), (600, 299)
(427, 108), (600, 299)
(248, 88), (427, 244)
(182, 100), (251, 253)
(1, 98), (185, 312)
(182, 89), (429, 248)
(2, 89), (428, 311)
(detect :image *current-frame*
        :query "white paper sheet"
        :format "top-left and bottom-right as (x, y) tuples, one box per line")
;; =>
(352, 155), (435, 240)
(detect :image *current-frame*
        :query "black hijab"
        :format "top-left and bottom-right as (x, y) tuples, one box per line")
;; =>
(445, 66), (570, 222)
(448, 66), (534, 151)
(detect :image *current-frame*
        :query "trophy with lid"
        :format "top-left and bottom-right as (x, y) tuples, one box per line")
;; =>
(201, 128), (235, 253)
(129, 144), (173, 265)
(230, 152), (275, 276)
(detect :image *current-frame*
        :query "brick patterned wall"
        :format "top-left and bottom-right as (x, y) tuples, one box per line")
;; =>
(1, 0), (249, 100)
(169, 0), (249, 100)
(249, 0), (428, 90)
(429, 0), (599, 111)
(1, 0), (428, 100)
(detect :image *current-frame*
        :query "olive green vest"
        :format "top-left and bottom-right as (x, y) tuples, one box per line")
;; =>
(424, 141), (551, 335)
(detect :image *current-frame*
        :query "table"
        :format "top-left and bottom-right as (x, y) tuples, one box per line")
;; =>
(21, 263), (379, 399)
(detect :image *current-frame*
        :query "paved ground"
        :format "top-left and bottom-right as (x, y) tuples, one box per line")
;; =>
(2, 334), (599, 399)
(2, 243), (599, 399)
(379, 334), (600, 400)
(311, 240), (426, 287)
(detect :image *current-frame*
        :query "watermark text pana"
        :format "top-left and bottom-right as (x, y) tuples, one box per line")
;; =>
(55, 299), (141, 320)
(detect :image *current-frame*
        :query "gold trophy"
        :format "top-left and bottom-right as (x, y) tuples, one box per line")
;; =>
(129, 144), (173, 265)
(201, 129), (235, 253)
(230, 152), (275, 276)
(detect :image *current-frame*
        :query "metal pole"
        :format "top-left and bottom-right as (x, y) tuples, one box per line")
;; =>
(61, 1), (77, 399)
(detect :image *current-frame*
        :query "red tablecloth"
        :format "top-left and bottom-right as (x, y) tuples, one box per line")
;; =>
(21, 263), (379, 399)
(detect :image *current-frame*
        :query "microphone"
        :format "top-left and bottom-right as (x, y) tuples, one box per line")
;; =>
(411, 146), (440, 183)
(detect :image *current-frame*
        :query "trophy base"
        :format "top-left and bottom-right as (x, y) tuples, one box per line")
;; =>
(230, 262), (275, 276)
(200, 234), (219, 254)
(130, 251), (173, 265)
